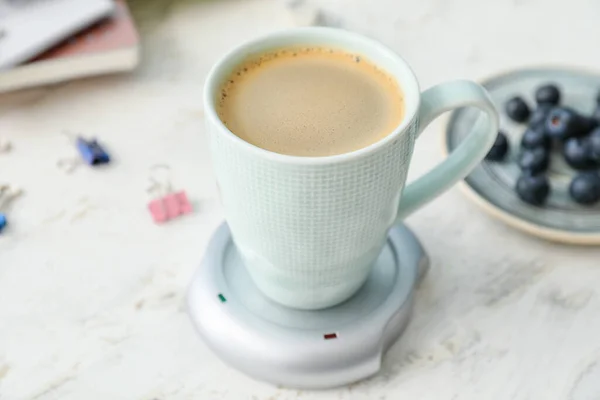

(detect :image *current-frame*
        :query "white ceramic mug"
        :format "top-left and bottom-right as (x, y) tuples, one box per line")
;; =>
(204, 27), (498, 310)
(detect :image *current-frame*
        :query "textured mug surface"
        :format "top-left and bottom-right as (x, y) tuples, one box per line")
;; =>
(204, 28), (499, 309)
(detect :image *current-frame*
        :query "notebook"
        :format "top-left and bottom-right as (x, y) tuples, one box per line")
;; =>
(0, 0), (139, 93)
(0, 0), (115, 70)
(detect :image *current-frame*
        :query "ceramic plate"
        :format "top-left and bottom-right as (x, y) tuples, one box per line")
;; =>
(444, 68), (600, 245)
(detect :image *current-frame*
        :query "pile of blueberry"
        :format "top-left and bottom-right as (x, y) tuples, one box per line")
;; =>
(486, 83), (600, 206)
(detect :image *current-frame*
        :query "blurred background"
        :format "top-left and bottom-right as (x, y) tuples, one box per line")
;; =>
(2, 1), (600, 400)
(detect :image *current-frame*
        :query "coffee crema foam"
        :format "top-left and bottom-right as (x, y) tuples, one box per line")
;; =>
(217, 47), (405, 157)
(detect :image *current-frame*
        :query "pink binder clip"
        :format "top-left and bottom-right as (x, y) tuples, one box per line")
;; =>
(147, 165), (193, 224)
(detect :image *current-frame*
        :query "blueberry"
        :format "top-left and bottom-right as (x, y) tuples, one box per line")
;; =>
(535, 84), (560, 105)
(515, 174), (551, 206)
(544, 106), (587, 140)
(528, 104), (552, 129)
(581, 115), (598, 135)
(569, 173), (600, 205)
(562, 137), (596, 170)
(485, 131), (510, 161)
(521, 127), (550, 150)
(505, 96), (531, 123)
(518, 147), (549, 174)
(588, 127), (600, 162)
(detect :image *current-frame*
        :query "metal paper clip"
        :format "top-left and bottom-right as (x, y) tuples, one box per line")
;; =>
(0, 139), (11, 154)
(147, 165), (192, 224)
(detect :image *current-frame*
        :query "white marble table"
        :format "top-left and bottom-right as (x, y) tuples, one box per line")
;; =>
(2, 0), (600, 399)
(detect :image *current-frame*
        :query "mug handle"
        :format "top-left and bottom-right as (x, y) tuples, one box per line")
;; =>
(395, 80), (499, 221)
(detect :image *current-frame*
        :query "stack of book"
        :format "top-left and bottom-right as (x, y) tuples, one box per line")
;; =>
(0, 0), (139, 93)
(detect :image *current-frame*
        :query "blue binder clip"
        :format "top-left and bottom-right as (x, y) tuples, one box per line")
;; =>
(58, 132), (111, 172)
(76, 137), (110, 166)
(0, 213), (6, 233)
(0, 185), (21, 234)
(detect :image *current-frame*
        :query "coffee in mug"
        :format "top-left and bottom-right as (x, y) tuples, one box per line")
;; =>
(216, 47), (404, 157)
